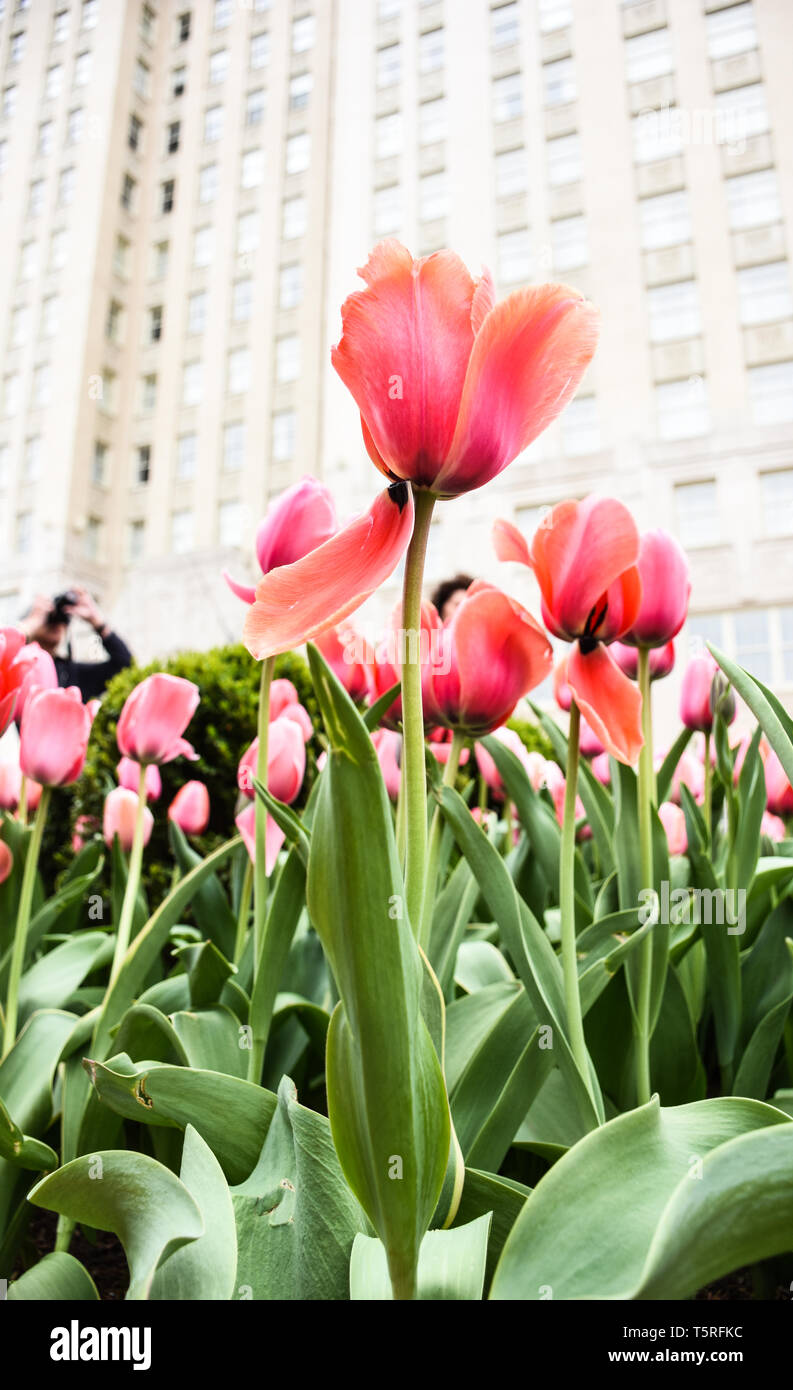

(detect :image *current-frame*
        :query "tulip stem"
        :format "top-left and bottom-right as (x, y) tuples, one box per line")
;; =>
(234, 858), (253, 964)
(17, 776), (28, 826)
(401, 488), (436, 936)
(703, 732), (712, 837)
(248, 654), (275, 1085)
(419, 730), (465, 949)
(559, 702), (592, 1097)
(108, 764), (149, 988)
(635, 646), (656, 1107)
(2, 785), (51, 1058)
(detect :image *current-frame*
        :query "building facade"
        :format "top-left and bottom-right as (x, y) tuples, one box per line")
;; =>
(0, 0), (791, 726)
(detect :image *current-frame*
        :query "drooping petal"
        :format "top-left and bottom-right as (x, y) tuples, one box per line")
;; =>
(567, 641), (644, 765)
(492, 517), (532, 567)
(222, 571), (258, 605)
(244, 485), (415, 660)
(434, 284), (600, 497)
(530, 496), (641, 642)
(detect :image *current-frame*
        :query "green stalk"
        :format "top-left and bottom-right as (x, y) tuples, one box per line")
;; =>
(2, 784), (51, 1058)
(635, 646), (656, 1107)
(703, 731), (712, 838)
(234, 857), (253, 964)
(247, 654), (275, 1084)
(17, 775), (28, 826)
(108, 763), (149, 988)
(401, 488), (436, 936)
(418, 729), (465, 949)
(559, 702), (591, 1094)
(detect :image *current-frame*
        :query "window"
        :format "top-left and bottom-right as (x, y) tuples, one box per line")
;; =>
(419, 97), (446, 145)
(377, 44), (401, 88)
(58, 166), (75, 207)
(715, 82), (768, 140)
(378, 0), (401, 16)
(647, 280), (701, 343)
(760, 470), (793, 536)
(127, 519), (145, 563)
(49, 228), (66, 270)
(38, 121), (54, 157)
(276, 334), (300, 382)
(128, 114), (142, 151)
(237, 210), (259, 254)
(374, 184), (401, 236)
(419, 28), (444, 73)
(84, 515), (102, 562)
(552, 214), (588, 271)
(134, 59), (150, 100)
(783, 608), (793, 683)
(223, 421), (245, 470)
(246, 89), (265, 126)
(228, 348), (250, 395)
(20, 241), (37, 281)
(233, 278), (253, 321)
(161, 179), (175, 214)
(41, 295), (59, 338)
(496, 147), (527, 198)
(140, 376), (156, 414)
(92, 440), (108, 486)
(178, 11), (191, 43)
(9, 31), (24, 63)
(152, 240), (169, 278)
(290, 72), (313, 111)
(706, 2), (756, 60)
(81, 0), (98, 30)
(675, 480), (718, 546)
(199, 163), (218, 203)
(213, 0), (231, 28)
(498, 228), (531, 284)
(727, 170), (781, 230)
(193, 225), (213, 268)
(250, 32), (269, 69)
(292, 15), (315, 53)
(657, 380), (711, 440)
(734, 609), (773, 681)
(376, 111), (402, 159)
(106, 298), (122, 341)
(176, 433), (196, 480)
(748, 362), (793, 425)
(100, 368), (116, 412)
(639, 190), (691, 249)
(121, 173), (136, 212)
(204, 106), (223, 143)
(187, 290), (207, 335)
(148, 305), (163, 342)
(3, 86), (17, 120)
(625, 28), (673, 84)
(141, 4), (155, 40)
(67, 107), (84, 145)
(23, 436), (40, 481)
(10, 304), (29, 346)
(493, 72), (522, 122)
(167, 121), (180, 155)
(28, 179), (45, 217)
(242, 148), (263, 188)
(3, 373), (20, 417)
(171, 509), (194, 555)
(172, 67), (186, 98)
(561, 397), (600, 455)
(272, 409), (296, 461)
(209, 49), (228, 85)
(15, 512), (32, 555)
(114, 234), (130, 277)
(32, 363), (51, 409)
(282, 196), (306, 240)
(547, 132), (581, 186)
(491, 3), (518, 48)
(738, 262), (793, 325)
(539, 0), (572, 31)
(286, 132), (310, 175)
(218, 499), (243, 546)
(182, 361), (202, 406)
(419, 170), (448, 222)
(53, 10), (69, 42)
(544, 58), (575, 107)
(633, 108), (683, 163)
(279, 263), (302, 309)
(74, 51), (91, 86)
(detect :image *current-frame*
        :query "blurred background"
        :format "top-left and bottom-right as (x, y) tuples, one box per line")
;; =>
(0, 0), (791, 737)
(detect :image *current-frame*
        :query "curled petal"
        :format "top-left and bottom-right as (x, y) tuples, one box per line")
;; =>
(567, 642), (644, 766)
(223, 570), (258, 605)
(492, 518), (532, 567)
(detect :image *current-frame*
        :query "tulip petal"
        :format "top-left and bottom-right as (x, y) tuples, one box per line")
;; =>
(223, 570), (257, 605)
(243, 485), (415, 660)
(442, 582), (552, 733)
(567, 642), (644, 766)
(434, 284), (600, 496)
(531, 496), (641, 642)
(492, 517), (532, 567)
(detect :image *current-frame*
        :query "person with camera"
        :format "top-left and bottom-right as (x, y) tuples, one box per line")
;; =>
(18, 586), (133, 702)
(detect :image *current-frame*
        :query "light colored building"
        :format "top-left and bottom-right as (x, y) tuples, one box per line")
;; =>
(0, 0), (792, 730)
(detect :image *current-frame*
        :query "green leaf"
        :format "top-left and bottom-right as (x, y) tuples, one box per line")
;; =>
(29, 1146), (204, 1300)
(18, 932), (113, 1025)
(656, 727), (693, 805)
(709, 645), (793, 787)
(168, 821), (237, 960)
(491, 1096), (792, 1299)
(171, 1005), (248, 1078)
(350, 1214), (491, 1300)
(8, 1251), (99, 1301)
(363, 681), (401, 731)
(172, 938), (235, 1009)
(452, 1168), (530, 1289)
(529, 710), (615, 874)
(150, 1125), (237, 1300)
(0, 1094), (57, 1171)
(248, 847), (307, 1079)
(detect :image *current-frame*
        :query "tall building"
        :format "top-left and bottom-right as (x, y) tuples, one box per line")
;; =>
(0, 0), (792, 727)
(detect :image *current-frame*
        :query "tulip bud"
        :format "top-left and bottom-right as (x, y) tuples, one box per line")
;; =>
(20, 686), (92, 787)
(623, 530), (690, 648)
(0, 838), (13, 885)
(117, 673), (200, 766)
(117, 757), (162, 802)
(709, 669), (736, 726)
(103, 786), (154, 852)
(168, 780), (210, 835)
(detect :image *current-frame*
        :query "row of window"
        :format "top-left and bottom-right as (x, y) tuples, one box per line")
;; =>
(3, 0), (98, 70)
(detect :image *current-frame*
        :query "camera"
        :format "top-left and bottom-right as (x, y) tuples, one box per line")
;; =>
(47, 590), (79, 626)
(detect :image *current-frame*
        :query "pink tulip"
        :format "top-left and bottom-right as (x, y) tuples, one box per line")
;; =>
(622, 530), (690, 648)
(372, 728), (402, 800)
(168, 780), (210, 835)
(549, 775), (589, 839)
(314, 625), (370, 702)
(117, 673), (200, 765)
(612, 639), (675, 683)
(579, 720), (604, 757)
(474, 726), (536, 800)
(117, 757), (162, 802)
(764, 750), (793, 817)
(0, 762), (42, 812)
(420, 580), (552, 736)
(591, 752), (611, 785)
(429, 727), (471, 768)
(0, 838), (12, 884)
(553, 658), (573, 713)
(680, 653), (735, 734)
(235, 801), (285, 875)
(72, 814), (98, 852)
(103, 786), (154, 852)
(658, 801), (687, 856)
(761, 811), (786, 842)
(5, 638), (55, 727)
(224, 477), (338, 604)
(20, 687), (91, 787)
(270, 679), (298, 719)
(662, 748), (705, 805)
(238, 714), (306, 804)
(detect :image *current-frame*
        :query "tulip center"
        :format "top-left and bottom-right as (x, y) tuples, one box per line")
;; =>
(388, 480), (410, 513)
(579, 599), (608, 653)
